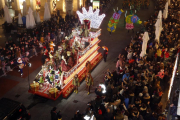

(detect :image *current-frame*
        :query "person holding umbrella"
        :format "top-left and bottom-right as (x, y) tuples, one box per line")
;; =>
(102, 46), (108, 62)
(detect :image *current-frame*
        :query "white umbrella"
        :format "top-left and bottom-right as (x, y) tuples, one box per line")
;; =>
(168, 0), (170, 6)
(44, 2), (51, 21)
(36, 11), (41, 23)
(157, 10), (162, 19)
(155, 19), (162, 43)
(27, 7), (36, 28)
(3, 5), (12, 23)
(26, 14), (30, 28)
(140, 32), (149, 57)
(18, 13), (23, 25)
(22, 1), (27, 16)
(155, 10), (162, 43)
(163, 2), (168, 19)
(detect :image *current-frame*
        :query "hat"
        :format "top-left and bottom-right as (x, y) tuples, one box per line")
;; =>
(17, 58), (22, 63)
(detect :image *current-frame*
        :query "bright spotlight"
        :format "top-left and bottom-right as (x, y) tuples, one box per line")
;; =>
(99, 84), (106, 93)
(84, 115), (90, 120)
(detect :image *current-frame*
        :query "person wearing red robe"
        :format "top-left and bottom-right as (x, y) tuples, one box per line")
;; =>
(60, 59), (70, 72)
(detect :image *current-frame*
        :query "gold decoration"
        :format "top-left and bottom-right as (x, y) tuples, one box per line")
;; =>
(65, 86), (73, 97)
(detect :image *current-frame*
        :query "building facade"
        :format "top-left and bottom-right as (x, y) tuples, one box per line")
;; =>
(0, 0), (88, 16)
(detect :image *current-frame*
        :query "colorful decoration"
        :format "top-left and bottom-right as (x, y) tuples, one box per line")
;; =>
(107, 9), (124, 32)
(113, 13), (120, 19)
(131, 15), (139, 23)
(125, 14), (142, 30)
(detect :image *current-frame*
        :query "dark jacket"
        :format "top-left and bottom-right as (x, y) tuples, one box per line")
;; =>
(51, 110), (58, 120)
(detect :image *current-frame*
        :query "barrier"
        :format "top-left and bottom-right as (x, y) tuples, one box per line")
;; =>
(168, 53), (179, 99)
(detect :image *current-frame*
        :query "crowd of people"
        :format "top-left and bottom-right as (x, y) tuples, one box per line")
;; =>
(0, 13), (79, 77)
(71, 0), (180, 120)
(0, 0), (114, 77)
(122, 0), (150, 11)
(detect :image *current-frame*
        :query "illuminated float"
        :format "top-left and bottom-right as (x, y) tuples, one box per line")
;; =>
(28, 6), (105, 100)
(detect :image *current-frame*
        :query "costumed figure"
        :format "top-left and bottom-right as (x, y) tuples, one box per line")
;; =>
(86, 61), (91, 75)
(42, 65), (48, 78)
(67, 51), (74, 68)
(85, 73), (93, 95)
(82, 20), (90, 37)
(39, 73), (44, 84)
(17, 58), (26, 77)
(125, 14), (142, 32)
(50, 41), (55, 53)
(54, 46), (63, 67)
(72, 46), (78, 63)
(60, 56), (70, 72)
(49, 74), (54, 85)
(62, 42), (67, 51)
(107, 9), (124, 34)
(72, 74), (80, 93)
(48, 52), (56, 70)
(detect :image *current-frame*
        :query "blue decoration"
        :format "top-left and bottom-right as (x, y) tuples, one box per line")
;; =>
(131, 15), (139, 23)
(118, 10), (122, 15)
(110, 26), (115, 31)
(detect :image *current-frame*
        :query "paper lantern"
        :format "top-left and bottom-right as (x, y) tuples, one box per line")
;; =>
(113, 13), (120, 20)
(131, 15), (139, 23)
(107, 25), (116, 32)
(118, 9), (124, 15)
(126, 15), (133, 24)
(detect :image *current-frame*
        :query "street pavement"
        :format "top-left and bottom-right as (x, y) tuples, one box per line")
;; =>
(0, 0), (157, 120)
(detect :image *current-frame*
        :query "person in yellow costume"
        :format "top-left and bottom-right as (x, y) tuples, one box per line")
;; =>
(50, 41), (55, 53)
(72, 74), (80, 93)
(85, 73), (93, 95)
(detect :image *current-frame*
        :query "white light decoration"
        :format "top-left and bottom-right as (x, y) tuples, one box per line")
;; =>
(99, 84), (106, 93)
(76, 6), (106, 29)
(84, 115), (90, 120)
(90, 115), (95, 120)
(168, 53), (179, 99)
(79, 0), (82, 6)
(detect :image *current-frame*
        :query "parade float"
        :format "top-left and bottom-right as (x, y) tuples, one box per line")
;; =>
(28, 6), (105, 100)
